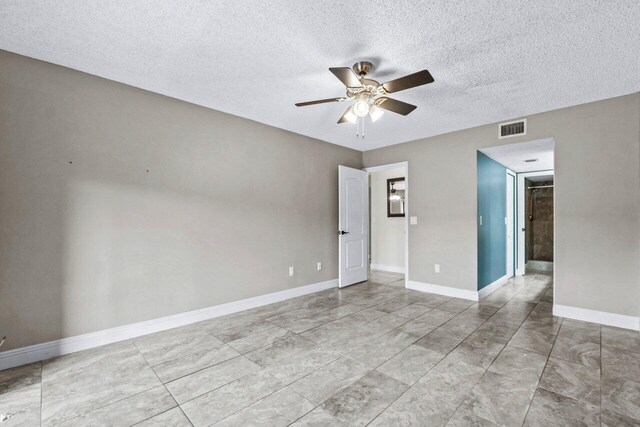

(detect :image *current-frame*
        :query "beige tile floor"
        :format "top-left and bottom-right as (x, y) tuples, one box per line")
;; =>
(1, 271), (639, 426)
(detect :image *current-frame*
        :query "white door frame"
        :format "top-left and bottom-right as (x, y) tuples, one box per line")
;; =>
(516, 169), (554, 276)
(506, 170), (516, 278)
(363, 161), (409, 282)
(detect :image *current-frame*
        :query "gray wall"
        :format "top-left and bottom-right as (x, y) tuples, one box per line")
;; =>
(0, 51), (361, 351)
(364, 93), (640, 318)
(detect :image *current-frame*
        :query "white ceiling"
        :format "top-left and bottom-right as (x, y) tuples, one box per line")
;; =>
(480, 138), (554, 172)
(1, 1), (639, 151)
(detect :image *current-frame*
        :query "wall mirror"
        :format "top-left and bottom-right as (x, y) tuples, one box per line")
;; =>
(387, 177), (405, 217)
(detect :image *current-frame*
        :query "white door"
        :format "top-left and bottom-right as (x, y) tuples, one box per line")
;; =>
(339, 165), (369, 287)
(506, 172), (515, 277)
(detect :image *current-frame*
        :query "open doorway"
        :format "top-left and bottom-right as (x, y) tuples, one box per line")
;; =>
(337, 162), (408, 288)
(478, 138), (555, 296)
(518, 172), (554, 275)
(365, 162), (408, 287)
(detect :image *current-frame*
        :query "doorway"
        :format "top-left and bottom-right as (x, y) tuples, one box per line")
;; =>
(367, 164), (407, 287)
(517, 171), (555, 275)
(338, 162), (408, 288)
(478, 137), (555, 294)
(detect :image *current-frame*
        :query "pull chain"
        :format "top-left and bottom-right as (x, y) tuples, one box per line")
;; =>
(356, 116), (365, 139)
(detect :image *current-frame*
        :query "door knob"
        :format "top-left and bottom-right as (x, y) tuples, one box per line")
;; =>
(338, 230), (350, 235)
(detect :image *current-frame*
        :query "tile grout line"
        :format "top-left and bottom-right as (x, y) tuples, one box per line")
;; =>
(39, 342), (165, 426)
(219, 384), (320, 425)
(165, 301), (385, 411)
(519, 314), (563, 425)
(441, 283), (545, 426)
(512, 275), (561, 425)
(39, 361), (43, 427)
(150, 334), (243, 384)
(177, 406), (194, 427)
(365, 288), (518, 426)
(47, 383), (169, 425)
(169, 353), (260, 407)
(131, 340), (184, 426)
(263, 282), (404, 335)
(144, 299), (352, 389)
(171, 331), (338, 411)
(599, 323), (603, 420)
(267, 279), (421, 424)
(198, 371), (288, 427)
(131, 405), (193, 426)
(130, 342), (201, 427)
(278, 302), (373, 335)
(282, 386), (319, 426)
(367, 275), (551, 426)
(202, 286), (355, 335)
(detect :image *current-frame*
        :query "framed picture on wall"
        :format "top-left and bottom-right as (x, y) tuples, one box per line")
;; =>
(387, 177), (405, 217)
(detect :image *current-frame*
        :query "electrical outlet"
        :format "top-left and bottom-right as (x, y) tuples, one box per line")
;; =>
(317, 262), (322, 271)
(410, 216), (418, 225)
(289, 266), (294, 277)
(434, 264), (440, 273)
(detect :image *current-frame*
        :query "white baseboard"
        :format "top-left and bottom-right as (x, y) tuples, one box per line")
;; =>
(0, 279), (338, 371)
(406, 280), (478, 301)
(478, 275), (509, 299)
(553, 304), (640, 331)
(370, 264), (406, 274)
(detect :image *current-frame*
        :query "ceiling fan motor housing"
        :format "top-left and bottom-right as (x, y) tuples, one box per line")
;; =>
(353, 61), (373, 77)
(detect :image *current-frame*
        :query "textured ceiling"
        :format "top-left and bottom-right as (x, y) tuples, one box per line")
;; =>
(481, 138), (554, 172)
(1, 1), (639, 151)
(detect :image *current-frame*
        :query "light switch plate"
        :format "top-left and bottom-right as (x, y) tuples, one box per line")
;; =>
(317, 262), (322, 271)
(434, 264), (440, 273)
(289, 266), (294, 277)
(410, 216), (418, 225)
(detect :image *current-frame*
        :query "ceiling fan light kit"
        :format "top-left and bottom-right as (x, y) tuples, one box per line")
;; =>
(343, 107), (357, 124)
(369, 105), (384, 122)
(296, 61), (434, 139)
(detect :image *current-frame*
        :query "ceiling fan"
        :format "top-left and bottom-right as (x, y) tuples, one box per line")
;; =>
(295, 61), (434, 137)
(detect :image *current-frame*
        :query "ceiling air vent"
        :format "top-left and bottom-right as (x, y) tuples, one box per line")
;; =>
(498, 119), (527, 139)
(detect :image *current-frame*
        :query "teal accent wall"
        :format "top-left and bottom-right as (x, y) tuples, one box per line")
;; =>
(477, 152), (506, 290)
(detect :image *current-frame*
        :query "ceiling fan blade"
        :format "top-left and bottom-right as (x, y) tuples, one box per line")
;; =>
(329, 67), (363, 88)
(295, 97), (346, 107)
(376, 97), (417, 116)
(337, 106), (353, 124)
(382, 70), (434, 94)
